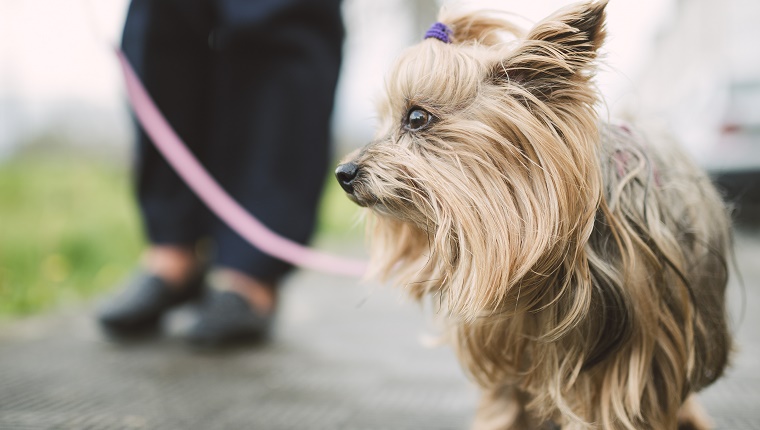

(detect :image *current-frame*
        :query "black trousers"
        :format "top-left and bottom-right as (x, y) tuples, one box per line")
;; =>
(122, 0), (344, 283)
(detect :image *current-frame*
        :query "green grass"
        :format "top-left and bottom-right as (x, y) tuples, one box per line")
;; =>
(0, 156), (143, 316)
(0, 155), (363, 317)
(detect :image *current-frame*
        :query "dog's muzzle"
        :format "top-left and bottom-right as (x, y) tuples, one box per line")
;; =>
(335, 162), (359, 194)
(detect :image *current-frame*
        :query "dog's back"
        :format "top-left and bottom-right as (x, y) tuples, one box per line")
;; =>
(581, 122), (732, 426)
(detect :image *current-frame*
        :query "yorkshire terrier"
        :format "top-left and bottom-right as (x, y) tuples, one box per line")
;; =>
(336, 1), (732, 429)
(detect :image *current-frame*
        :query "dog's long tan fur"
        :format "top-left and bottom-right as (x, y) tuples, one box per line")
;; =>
(338, 2), (732, 429)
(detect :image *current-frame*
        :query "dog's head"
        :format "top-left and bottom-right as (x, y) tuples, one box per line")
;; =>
(337, 1), (608, 318)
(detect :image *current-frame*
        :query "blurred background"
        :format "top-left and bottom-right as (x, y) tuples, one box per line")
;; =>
(1, 1), (759, 429)
(2, 0), (757, 318)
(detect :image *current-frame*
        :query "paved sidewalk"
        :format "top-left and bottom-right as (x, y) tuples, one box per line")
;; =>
(1, 230), (759, 430)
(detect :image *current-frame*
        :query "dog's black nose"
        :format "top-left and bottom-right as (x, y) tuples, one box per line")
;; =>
(335, 162), (359, 194)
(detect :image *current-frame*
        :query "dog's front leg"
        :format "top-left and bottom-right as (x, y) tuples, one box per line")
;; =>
(471, 386), (550, 430)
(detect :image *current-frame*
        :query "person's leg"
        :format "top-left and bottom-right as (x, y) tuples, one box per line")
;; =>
(99, 0), (217, 335)
(212, 0), (343, 287)
(208, 0), (343, 283)
(122, 0), (216, 286)
(183, 0), (344, 343)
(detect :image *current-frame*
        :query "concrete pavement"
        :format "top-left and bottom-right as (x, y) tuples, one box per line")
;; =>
(1, 229), (759, 429)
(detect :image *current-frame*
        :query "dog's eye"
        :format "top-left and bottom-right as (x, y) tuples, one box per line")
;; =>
(405, 108), (432, 131)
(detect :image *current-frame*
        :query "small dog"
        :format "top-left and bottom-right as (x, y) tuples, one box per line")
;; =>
(336, 1), (732, 429)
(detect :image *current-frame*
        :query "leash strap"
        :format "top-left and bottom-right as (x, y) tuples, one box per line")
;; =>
(115, 48), (368, 278)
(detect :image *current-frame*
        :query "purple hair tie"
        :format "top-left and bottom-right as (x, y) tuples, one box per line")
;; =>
(425, 22), (452, 44)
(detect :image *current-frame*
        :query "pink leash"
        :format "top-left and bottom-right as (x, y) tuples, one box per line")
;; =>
(115, 48), (368, 278)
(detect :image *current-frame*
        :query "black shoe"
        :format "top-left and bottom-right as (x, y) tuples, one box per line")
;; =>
(183, 290), (274, 347)
(97, 271), (204, 338)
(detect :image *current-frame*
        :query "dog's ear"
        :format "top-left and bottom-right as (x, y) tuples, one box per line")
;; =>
(491, 0), (607, 102)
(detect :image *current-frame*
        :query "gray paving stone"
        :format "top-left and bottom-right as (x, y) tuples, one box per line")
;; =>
(1, 229), (758, 429)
